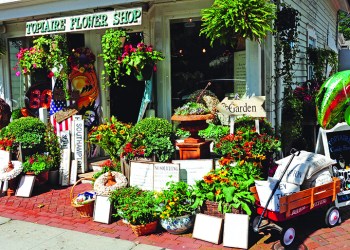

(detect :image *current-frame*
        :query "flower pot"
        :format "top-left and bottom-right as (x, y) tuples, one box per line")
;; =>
(134, 64), (153, 81)
(26, 171), (49, 186)
(201, 200), (243, 218)
(48, 169), (59, 186)
(160, 214), (195, 234)
(130, 221), (158, 236)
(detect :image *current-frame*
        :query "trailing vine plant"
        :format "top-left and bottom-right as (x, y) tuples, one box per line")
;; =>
(270, 1), (301, 153)
(33, 35), (70, 98)
(100, 29), (128, 88)
(306, 47), (338, 83)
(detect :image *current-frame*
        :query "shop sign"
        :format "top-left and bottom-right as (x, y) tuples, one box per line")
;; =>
(25, 7), (142, 36)
(217, 96), (266, 117)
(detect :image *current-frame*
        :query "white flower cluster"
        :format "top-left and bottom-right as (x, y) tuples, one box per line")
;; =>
(0, 161), (23, 181)
(93, 171), (128, 196)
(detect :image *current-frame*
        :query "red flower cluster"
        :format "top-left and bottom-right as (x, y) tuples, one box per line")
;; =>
(121, 142), (145, 161)
(293, 80), (320, 104)
(0, 138), (14, 151)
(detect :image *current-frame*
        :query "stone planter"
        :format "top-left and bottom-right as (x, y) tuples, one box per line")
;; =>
(160, 214), (195, 234)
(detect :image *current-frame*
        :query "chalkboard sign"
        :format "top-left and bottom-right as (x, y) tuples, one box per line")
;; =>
(315, 122), (350, 168)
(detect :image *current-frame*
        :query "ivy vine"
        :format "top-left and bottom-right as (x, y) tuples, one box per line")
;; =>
(100, 29), (128, 88)
(0, 37), (6, 58)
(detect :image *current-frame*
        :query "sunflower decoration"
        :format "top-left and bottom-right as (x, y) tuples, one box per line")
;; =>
(68, 47), (96, 73)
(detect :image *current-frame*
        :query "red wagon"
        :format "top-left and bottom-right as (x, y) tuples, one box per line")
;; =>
(251, 150), (341, 247)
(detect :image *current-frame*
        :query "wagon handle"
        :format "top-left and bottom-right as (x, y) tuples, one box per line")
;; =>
(253, 148), (300, 233)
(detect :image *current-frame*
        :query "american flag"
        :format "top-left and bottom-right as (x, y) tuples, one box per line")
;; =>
(49, 78), (72, 134)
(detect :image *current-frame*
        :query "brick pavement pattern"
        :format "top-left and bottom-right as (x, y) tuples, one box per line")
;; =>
(1, 182), (350, 250)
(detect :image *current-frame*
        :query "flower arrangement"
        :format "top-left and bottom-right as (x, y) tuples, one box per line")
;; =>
(174, 102), (211, 116)
(120, 42), (165, 76)
(68, 47), (96, 73)
(210, 117), (281, 169)
(15, 46), (46, 76)
(192, 162), (260, 215)
(87, 116), (132, 164)
(120, 139), (145, 161)
(157, 181), (195, 219)
(44, 123), (61, 170)
(22, 153), (54, 175)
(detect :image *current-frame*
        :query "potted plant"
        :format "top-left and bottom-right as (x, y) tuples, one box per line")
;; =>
(100, 28), (128, 87)
(14, 34), (70, 98)
(192, 161), (260, 217)
(22, 152), (55, 185)
(87, 116), (132, 165)
(115, 189), (160, 236)
(172, 102), (214, 143)
(120, 42), (165, 81)
(0, 117), (47, 160)
(122, 117), (175, 163)
(110, 186), (143, 224)
(200, 0), (276, 48)
(157, 181), (197, 234)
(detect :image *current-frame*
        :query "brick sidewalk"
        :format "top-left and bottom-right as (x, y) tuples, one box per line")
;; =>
(1, 182), (350, 250)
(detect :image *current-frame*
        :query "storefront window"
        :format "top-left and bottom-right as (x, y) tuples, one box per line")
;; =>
(170, 19), (245, 110)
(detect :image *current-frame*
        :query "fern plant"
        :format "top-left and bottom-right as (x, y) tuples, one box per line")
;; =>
(200, 0), (276, 48)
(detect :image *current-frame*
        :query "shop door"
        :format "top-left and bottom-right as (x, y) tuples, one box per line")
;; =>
(110, 32), (144, 124)
(170, 19), (242, 111)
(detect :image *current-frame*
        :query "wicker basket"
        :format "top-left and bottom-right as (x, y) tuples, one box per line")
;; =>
(130, 221), (158, 236)
(201, 200), (242, 218)
(70, 177), (95, 218)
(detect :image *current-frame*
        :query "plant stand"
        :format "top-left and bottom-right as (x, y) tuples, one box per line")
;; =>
(171, 114), (213, 160)
(176, 140), (211, 160)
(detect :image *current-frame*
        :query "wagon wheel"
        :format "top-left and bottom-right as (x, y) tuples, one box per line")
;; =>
(280, 226), (296, 248)
(325, 206), (340, 227)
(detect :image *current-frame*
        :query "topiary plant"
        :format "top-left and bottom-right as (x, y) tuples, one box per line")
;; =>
(0, 117), (46, 150)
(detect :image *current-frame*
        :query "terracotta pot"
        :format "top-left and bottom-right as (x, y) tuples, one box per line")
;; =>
(26, 171), (49, 186)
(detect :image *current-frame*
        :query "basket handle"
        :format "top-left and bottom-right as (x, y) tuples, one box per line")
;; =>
(70, 177), (95, 201)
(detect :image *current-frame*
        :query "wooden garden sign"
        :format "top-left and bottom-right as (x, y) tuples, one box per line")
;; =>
(217, 96), (266, 133)
(72, 115), (86, 173)
(59, 130), (71, 186)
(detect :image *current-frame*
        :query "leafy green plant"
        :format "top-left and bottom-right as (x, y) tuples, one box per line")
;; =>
(200, 0), (276, 48)
(198, 123), (229, 141)
(22, 152), (54, 175)
(0, 117), (46, 150)
(123, 117), (175, 162)
(110, 186), (143, 208)
(156, 181), (195, 219)
(11, 109), (23, 120)
(100, 29), (128, 88)
(192, 162), (259, 215)
(115, 190), (160, 225)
